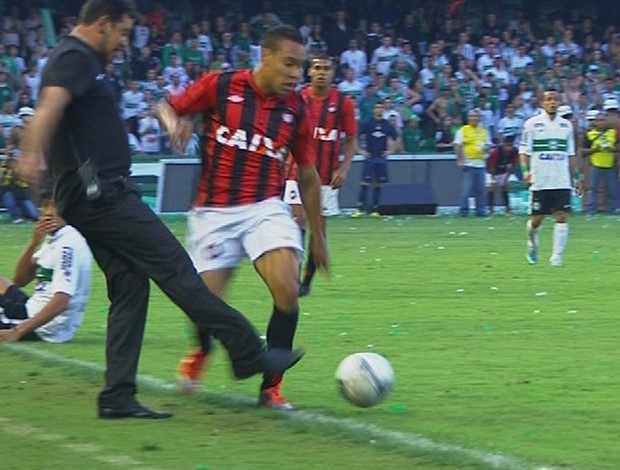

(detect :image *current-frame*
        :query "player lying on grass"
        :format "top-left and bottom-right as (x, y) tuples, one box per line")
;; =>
(0, 190), (93, 342)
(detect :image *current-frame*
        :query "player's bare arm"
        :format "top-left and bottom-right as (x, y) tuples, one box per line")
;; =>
(298, 164), (330, 273)
(331, 134), (357, 189)
(18, 86), (72, 186)
(12, 217), (57, 287)
(155, 101), (194, 152)
(519, 152), (531, 184)
(455, 143), (465, 169)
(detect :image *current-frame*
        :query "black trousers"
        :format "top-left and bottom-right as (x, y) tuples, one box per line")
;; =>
(60, 179), (264, 407)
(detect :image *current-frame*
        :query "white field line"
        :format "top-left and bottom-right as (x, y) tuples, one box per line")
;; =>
(3, 343), (570, 470)
(0, 416), (161, 470)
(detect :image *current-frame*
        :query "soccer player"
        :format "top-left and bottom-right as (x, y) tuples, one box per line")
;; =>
(520, 88), (582, 267)
(0, 190), (92, 343)
(487, 134), (519, 216)
(352, 101), (398, 217)
(157, 25), (330, 409)
(299, 55), (357, 297)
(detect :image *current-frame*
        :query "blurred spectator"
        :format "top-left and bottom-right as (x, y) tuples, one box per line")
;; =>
(163, 52), (187, 84)
(338, 67), (364, 100)
(403, 115), (430, 154)
(434, 115), (458, 153)
(1, 156), (38, 224)
(121, 80), (145, 136)
(327, 9), (351, 58)
(582, 112), (619, 215)
(455, 109), (492, 217)
(162, 31), (185, 68)
(340, 39), (367, 80)
(138, 106), (163, 155)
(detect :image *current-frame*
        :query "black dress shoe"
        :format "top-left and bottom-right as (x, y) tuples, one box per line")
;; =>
(98, 403), (173, 420)
(233, 348), (304, 379)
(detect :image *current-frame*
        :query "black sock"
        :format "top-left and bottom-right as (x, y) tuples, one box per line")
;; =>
(261, 305), (299, 389)
(372, 186), (382, 210)
(358, 185), (368, 210)
(488, 191), (494, 211)
(197, 329), (213, 355)
(502, 191), (510, 211)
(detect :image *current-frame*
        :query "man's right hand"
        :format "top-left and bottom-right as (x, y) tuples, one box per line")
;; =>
(33, 214), (57, 245)
(15, 152), (46, 187)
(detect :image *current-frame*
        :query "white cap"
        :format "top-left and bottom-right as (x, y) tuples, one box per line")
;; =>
(603, 98), (619, 111)
(481, 81), (492, 88)
(18, 106), (35, 117)
(585, 109), (600, 120)
(557, 105), (573, 117)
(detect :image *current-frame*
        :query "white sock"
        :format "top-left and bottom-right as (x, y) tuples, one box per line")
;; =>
(526, 220), (540, 248)
(552, 223), (568, 259)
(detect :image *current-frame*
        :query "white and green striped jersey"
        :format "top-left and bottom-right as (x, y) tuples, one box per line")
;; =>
(519, 111), (575, 190)
(498, 116), (524, 143)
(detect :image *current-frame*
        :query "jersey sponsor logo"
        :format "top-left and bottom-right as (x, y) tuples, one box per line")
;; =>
(61, 246), (74, 280)
(95, 73), (105, 81)
(215, 125), (287, 161)
(327, 104), (337, 113)
(538, 152), (566, 161)
(371, 130), (386, 138)
(282, 112), (294, 123)
(227, 95), (244, 103)
(313, 126), (338, 141)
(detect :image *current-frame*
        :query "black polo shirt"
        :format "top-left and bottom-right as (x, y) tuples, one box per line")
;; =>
(40, 36), (131, 209)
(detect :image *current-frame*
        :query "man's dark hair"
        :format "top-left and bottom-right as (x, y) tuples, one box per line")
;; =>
(78, 0), (136, 25)
(261, 25), (303, 50)
(39, 187), (55, 203)
(544, 87), (559, 94)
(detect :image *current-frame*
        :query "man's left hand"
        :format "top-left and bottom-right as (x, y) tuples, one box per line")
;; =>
(310, 233), (330, 275)
(330, 167), (348, 189)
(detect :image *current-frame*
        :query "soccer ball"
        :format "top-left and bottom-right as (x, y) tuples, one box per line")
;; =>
(335, 352), (394, 407)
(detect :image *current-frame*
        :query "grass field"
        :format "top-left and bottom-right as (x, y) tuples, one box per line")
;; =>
(1, 212), (619, 470)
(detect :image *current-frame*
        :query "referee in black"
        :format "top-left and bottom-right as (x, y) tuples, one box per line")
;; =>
(17, 0), (302, 419)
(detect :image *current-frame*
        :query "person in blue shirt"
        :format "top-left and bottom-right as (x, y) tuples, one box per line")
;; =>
(352, 101), (398, 217)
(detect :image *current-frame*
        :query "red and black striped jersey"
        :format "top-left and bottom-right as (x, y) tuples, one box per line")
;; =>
(168, 70), (316, 207)
(300, 86), (357, 185)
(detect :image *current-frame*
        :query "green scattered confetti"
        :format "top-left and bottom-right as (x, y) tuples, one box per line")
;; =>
(388, 403), (407, 413)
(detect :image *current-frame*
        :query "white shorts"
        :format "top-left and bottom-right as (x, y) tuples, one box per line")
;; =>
(187, 198), (304, 272)
(283, 182), (340, 216)
(320, 185), (340, 217)
(489, 173), (510, 186)
(283, 180), (302, 205)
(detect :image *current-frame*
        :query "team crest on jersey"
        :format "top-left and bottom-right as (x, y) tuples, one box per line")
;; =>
(227, 95), (244, 103)
(327, 104), (337, 113)
(282, 112), (294, 123)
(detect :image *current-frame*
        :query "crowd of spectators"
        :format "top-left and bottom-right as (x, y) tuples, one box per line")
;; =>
(1, 1), (620, 160)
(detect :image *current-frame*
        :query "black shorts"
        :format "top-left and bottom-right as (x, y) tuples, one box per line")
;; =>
(0, 285), (29, 320)
(529, 189), (571, 215)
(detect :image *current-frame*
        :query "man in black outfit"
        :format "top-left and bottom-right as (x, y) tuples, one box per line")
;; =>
(17, 0), (302, 420)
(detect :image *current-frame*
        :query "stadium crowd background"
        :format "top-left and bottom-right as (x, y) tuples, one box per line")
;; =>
(1, 0), (620, 212)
